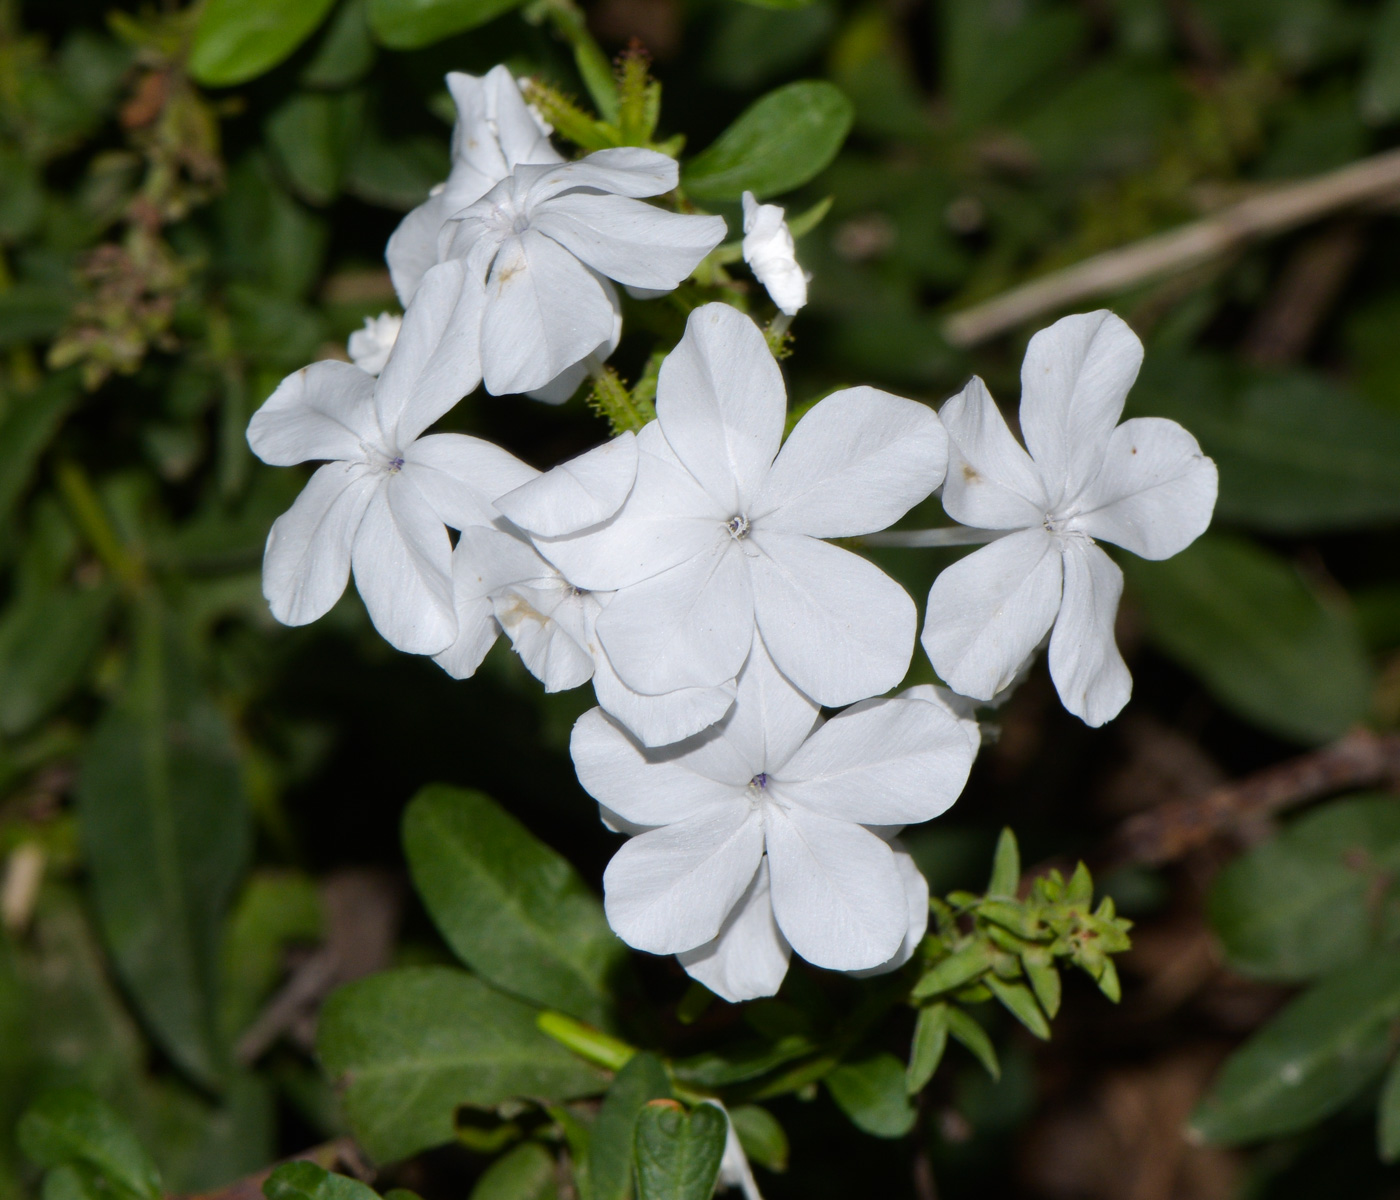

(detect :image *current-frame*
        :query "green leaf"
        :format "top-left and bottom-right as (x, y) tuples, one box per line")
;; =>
(76, 603), (252, 1087)
(1191, 952), (1400, 1144)
(469, 1142), (557, 1200)
(1381, 1056), (1400, 1162)
(220, 870), (324, 1042)
(266, 91), (366, 206)
(0, 579), (112, 735)
(986, 828), (1020, 897)
(1124, 534), (1372, 745)
(403, 786), (629, 1027)
(1208, 795), (1400, 982)
(1361, 0), (1400, 123)
(633, 1102), (727, 1200)
(0, 375), (78, 525)
(346, 132), (448, 211)
(589, 1052), (672, 1200)
(301, 0), (376, 88)
(191, 0), (339, 87)
(18, 1089), (163, 1200)
(682, 81), (853, 202)
(910, 940), (994, 999)
(39, 1165), (106, 1200)
(825, 1054), (917, 1138)
(366, 0), (526, 49)
(727, 1105), (787, 1172)
(317, 966), (608, 1163)
(906, 1004), (949, 1095)
(263, 1162), (380, 1200)
(946, 1008), (999, 1080)
(985, 978), (1050, 1040)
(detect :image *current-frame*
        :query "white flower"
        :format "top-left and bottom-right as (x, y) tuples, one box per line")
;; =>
(536, 302), (948, 707)
(435, 149), (726, 396)
(708, 1101), (764, 1200)
(570, 644), (974, 996)
(922, 310), (1218, 726)
(346, 312), (401, 376)
(247, 262), (537, 655)
(386, 66), (562, 307)
(741, 191), (807, 315)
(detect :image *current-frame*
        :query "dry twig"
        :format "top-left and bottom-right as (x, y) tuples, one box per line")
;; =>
(943, 148), (1400, 346)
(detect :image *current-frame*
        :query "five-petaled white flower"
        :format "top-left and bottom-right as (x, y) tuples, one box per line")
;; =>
(347, 311), (402, 376)
(922, 310), (1218, 726)
(247, 263), (537, 655)
(386, 65), (561, 307)
(741, 191), (807, 316)
(571, 645), (974, 997)
(432, 149), (726, 396)
(536, 303), (949, 707)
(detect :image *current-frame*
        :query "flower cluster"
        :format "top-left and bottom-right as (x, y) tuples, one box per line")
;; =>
(247, 67), (1216, 1004)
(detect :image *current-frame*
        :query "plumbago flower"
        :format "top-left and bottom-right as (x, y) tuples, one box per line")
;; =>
(431, 151), (726, 396)
(347, 312), (401, 376)
(247, 262), (537, 654)
(570, 645), (975, 998)
(922, 310), (1217, 726)
(741, 191), (807, 316)
(386, 65), (561, 307)
(537, 303), (949, 708)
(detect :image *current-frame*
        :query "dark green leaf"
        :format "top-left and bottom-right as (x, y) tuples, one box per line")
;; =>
(317, 966), (608, 1163)
(1209, 795), (1400, 982)
(190, 0), (339, 87)
(403, 785), (629, 1027)
(18, 1089), (162, 1200)
(0, 375), (77, 523)
(1361, 0), (1400, 123)
(1381, 1055), (1400, 1162)
(469, 1142), (557, 1200)
(266, 91), (366, 206)
(906, 1004), (949, 1095)
(366, 0), (527, 49)
(1124, 534), (1372, 745)
(590, 1052), (672, 1200)
(0, 284), (71, 349)
(683, 81), (853, 202)
(220, 871), (324, 1042)
(825, 1054), (917, 1138)
(39, 1164), (106, 1200)
(0, 579), (112, 735)
(633, 1102), (727, 1200)
(263, 1162), (379, 1200)
(346, 131), (451, 212)
(302, 0), (376, 88)
(76, 603), (252, 1087)
(727, 1105), (787, 1172)
(1191, 953), (1400, 1144)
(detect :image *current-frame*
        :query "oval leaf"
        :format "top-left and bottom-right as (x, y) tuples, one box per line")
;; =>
(403, 785), (629, 1028)
(263, 1162), (379, 1200)
(590, 1053), (672, 1200)
(683, 81), (853, 202)
(633, 1102), (727, 1200)
(317, 966), (608, 1163)
(17, 1089), (163, 1200)
(825, 1054), (917, 1139)
(191, 0), (338, 87)
(367, 0), (527, 49)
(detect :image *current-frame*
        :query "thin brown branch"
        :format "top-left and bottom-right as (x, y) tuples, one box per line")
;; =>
(942, 148), (1400, 347)
(1104, 728), (1400, 868)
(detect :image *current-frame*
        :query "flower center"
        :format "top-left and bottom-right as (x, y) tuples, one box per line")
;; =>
(387, 456), (404, 474)
(727, 514), (751, 540)
(749, 773), (768, 791)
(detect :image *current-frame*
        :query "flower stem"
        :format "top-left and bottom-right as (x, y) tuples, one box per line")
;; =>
(864, 526), (1009, 548)
(585, 354), (655, 434)
(540, 0), (619, 124)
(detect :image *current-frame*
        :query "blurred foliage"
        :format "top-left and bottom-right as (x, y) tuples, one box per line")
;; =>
(5, 0), (1400, 1196)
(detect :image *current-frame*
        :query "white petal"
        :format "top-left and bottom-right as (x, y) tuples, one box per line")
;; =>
(753, 386), (946, 537)
(525, 275), (623, 404)
(720, 638), (819, 776)
(778, 696), (972, 824)
(262, 462), (378, 626)
(590, 645), (737, 748)
(938, 376), (1049, 529)
(450, 525), (556, 600)
(594, 542), (754, 693)
(347, 313), (401, 377)
(477, 65), (562, 172)
(1069, 418), (1218, 560)
(479, 230), (616, 396)
(533, 425), (724, 590)
(678, 858), (791, 1002)
(531, 192), (725, 290)
(351, 473), (456, 655)
(656, 303), (785, 513)
(764, 806), (906, 970)
(495, 432), (638, 537)
(570, 707), (741, 826)
(373, 258), (486, 447)
(386, 193), (449, 306)
(921, 527), (1062, 701)
(247, 361), (379, 467)
(742, 192), (807, 315)
(495, 583), (595, 691)
(900, 684), (982, 757)
(603, 808), (765, 954)
(749, 533), (915, 707)
(431, 537), (500, 681)
(1019, 310), (1144, 505)
(1049, 538), (1131, 727)
(519, 147), (679, 204)
(400, 433), (538, 531)
(847, 844), (929, 978)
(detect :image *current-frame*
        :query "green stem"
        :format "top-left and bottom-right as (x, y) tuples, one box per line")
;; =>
(586, 357), (655, 434)
(55, 460), (146, 592)
(542, 0), (619, 124)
